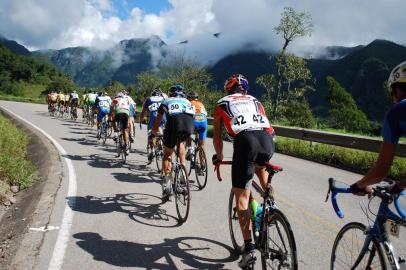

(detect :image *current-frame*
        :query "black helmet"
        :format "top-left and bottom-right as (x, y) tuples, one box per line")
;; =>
(169, 84), (185, 97)
(152, 87), (163, 97)
(187, 91), (199, 100)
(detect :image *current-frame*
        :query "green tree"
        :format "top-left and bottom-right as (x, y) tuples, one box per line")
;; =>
(278, 99), (316, 128)
(257, 7), (315, 124)
(326, 76), (371, 133)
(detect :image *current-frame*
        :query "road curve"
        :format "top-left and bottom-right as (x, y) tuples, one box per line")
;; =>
(1, 101), (405, 270)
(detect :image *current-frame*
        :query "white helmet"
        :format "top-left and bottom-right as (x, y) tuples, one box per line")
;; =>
(388, 61), (406, 88)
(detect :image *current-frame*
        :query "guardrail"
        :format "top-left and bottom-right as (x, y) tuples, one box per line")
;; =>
(205, 117), (406, 158)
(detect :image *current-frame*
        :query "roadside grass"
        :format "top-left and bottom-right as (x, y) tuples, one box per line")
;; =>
(0, 114), (36, 201)
(0, 94), (44, 104)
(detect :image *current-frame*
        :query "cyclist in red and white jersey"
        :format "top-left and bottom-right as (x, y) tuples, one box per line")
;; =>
(212, 74), (275, 268)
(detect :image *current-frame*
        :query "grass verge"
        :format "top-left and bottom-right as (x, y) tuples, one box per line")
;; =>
(0, 114), (36, 202)
(0, 94), (44, 104)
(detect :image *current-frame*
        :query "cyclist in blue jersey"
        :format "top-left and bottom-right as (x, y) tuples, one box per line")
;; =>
(95, 92), (112, 139)
(140, 87), (166, 164)
(186, 91), (208, 160)
(152, 84), (195, 201)
(352, 61), (406, 195)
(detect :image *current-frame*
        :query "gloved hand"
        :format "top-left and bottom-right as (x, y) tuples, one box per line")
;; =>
(212, 154), (221, 165)
(349, 183), (372, 196)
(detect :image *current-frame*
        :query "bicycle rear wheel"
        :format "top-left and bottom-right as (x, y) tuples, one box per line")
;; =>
(261, 208), (297, 270)
(330, 222), (386, 270)
(102, 122), (108, 145)
(194, 146), (208, 190)
(154, 141), (163, 173)
(174, 164), (191, 223)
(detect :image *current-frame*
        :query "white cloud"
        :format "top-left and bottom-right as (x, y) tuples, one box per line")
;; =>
(0, 0), (405, 62)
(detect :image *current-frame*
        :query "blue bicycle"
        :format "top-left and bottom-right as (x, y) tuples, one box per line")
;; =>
(326, 178), (406, 270)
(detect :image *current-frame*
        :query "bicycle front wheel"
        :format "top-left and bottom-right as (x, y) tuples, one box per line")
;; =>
(154, 144), (162, 173)
(174, 164), (191, 223)
(330, 222), (386, 270)
(261, 208), (297, 270)
(194, 146), (208, 190)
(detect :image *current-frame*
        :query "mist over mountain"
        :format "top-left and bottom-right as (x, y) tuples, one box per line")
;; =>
(2, 34), (405, 121)
(0, 35), (30, 56)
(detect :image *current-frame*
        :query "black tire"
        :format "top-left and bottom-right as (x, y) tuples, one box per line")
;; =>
(261, 208), (298, 270)
(154, 143), (162, 173)
(102, 123), (107, 145)
(174, 164), (191, 223)
(228, 190), (244, 254)
(330, 222), (386, 270)
(194, 146), (208, 190)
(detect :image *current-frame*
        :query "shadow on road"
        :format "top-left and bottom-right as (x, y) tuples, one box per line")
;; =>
(67, 193), (180, 228)
(73, 232), (238, 269)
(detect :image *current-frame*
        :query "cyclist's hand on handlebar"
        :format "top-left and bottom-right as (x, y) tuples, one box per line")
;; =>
(350, 183), (373, 197)
(212, 154), (223, 165)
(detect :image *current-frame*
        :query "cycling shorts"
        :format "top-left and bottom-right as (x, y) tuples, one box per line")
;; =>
(194, 120), (207, 141)
(71, 98), (78, 107)
(115, 113), (129, 130)
(232, 130), (275, 189)
(163, 114), (194, 149)
(97, 108), (110, 122)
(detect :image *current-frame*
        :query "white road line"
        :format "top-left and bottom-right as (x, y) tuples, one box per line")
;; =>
(0, 106), (77, 270)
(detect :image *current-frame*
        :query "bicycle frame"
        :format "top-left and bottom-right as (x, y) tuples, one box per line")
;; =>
(327, 178), (406, 269)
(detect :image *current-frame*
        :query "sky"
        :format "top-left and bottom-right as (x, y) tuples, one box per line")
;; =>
(0, 0), (405, 63)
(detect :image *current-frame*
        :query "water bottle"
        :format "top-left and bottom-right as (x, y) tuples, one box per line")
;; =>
(249, 199), (263, 237)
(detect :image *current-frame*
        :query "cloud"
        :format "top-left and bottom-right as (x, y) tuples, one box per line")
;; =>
(0, 0), (405, 62)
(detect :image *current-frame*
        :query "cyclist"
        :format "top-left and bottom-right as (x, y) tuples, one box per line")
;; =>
(186, 91), (208, 164)
(212, 74), (275, 269)
(151, 84), (195, 201)
(69, 90), (79, 115)
(140, 87), (166, 164)
(87, 91), (98, 123)
(47, 90), (57, 112)
(56, 91), (65, 113)
(123, 90), (136, 143)
(351, 61), (406, 195)
(95, 92), (112, 139)
(112, 92), (131, 155)
(81, 90), (89, 120)
(64, 92), (70, 114)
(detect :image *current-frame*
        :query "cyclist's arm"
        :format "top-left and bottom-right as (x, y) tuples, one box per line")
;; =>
(151, 112), (163, 134)
(356, 141), (397, 188)
(140, 106), (147, 123)
(213, 108), (224, 160)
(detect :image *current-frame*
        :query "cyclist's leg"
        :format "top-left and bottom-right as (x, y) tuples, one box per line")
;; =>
(174, 114), (194, 166)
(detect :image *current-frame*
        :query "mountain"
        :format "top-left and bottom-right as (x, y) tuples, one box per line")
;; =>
(0, 35), (30, 56)
(33, 35), (166, 86)
(209, 39), (406, 121)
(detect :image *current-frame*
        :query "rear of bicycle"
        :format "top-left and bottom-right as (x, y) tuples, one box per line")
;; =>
(98, 114), (108, 145)
(115, 119), (129, 163)
(187, 133), (208, 190)
(216, 161), (297, 270)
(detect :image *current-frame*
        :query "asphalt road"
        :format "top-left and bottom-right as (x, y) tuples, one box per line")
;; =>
(1, 101), (405, 270)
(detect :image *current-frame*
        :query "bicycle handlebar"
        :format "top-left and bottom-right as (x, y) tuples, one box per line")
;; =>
(326, 178), (406, 219)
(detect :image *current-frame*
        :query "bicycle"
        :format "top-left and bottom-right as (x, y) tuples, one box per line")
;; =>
(148, 133), (164, 173)
(115, 120), (129, 163)
(97, 114), (108, 145)
(215, 161), (298, 270)
(71, 104), (78, 121)
(326, 178), (406, 270)
(186, 132), (208, 190)
(165, 141), (191, 223)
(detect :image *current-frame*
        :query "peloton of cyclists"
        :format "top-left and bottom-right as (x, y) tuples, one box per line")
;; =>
(140, 87), (166, 164)
(151, 84), (195, 201)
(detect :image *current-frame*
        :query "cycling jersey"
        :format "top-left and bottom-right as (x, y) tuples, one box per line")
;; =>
(158, 97), (195, 117)
(96, 96), (112, 113)
(64, 95), (70, 102)
(190, 100), (208, 140)
(144, 96), (166, 129)
(215, 93), (274, 137)
(50, 93), (57, 102)
(382, 99), (406, 144)
(113, 97), (130, 116)
(87, 93), (97, 106)
(57, 93), (65, 103)
(70, 92), (79, 100)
